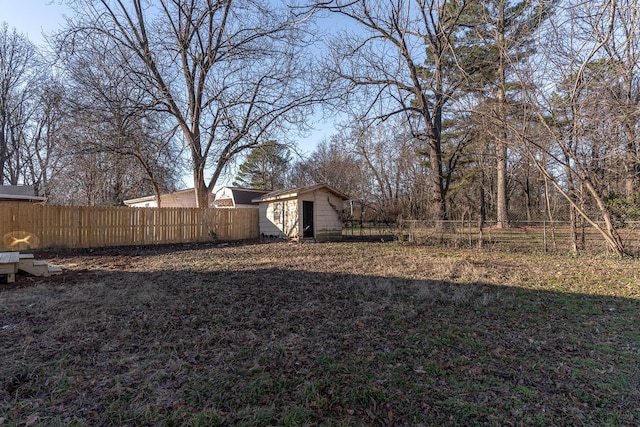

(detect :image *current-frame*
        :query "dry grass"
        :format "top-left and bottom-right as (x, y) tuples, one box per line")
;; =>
(1, 241), (639, 426)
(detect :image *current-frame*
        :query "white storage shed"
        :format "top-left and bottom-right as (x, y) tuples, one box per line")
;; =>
(252, 184), (348, 241)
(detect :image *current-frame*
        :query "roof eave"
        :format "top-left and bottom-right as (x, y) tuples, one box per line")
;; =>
(254, 192), (299, 203)
(124, 196), (157, 205)
(0, 194), (47, 202)
(253, 184), (349, 203)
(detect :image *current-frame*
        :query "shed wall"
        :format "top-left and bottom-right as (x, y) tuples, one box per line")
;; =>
(259, 199), (298, 238)
(258, 188), (344, 240)
(300, 189), (344, 240)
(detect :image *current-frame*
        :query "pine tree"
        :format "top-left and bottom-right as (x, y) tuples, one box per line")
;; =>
(470, 0), (554, 227)
(233, 141), (291, 190)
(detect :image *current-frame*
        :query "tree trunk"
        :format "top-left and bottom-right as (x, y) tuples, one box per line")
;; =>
(524, 174), (532, 222)
(193, 154), (209, 208)
(568, 205), (578, 254)
(429, 59), (447, 229)
(543, 175), (557, 251)
(583, 178), (626, 256)
(480, 169), (487, 227)
(152, 180), (162, 208)
(428, 136), (447, 228)
(624, 124), (638, 198)
(496, 141), (509, 227)
(564, 159), (578, 255)
(495, 2), (509, 229)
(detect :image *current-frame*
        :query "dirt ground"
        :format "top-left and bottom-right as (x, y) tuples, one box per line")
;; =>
(1, 241), (639, 426)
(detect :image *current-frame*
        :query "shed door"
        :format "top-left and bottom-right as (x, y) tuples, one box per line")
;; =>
(302, 201), (314, 238)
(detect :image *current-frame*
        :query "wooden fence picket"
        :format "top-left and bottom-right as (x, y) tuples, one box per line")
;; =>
(0, 203), (259, 251)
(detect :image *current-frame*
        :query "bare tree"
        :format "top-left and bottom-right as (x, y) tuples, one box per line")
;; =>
(57, 31), (183, 206)
(0, 23), (41, 185)
(515, 0), (627, 255)
(21, 78), (67, 198)
(290, 136), (368, 200)
(602, 0), (640, 199)
(62, 0), (320, 207)
(48, 147), (158, 206)
(314, 0), (475, 225)
(347, 118), (430, 220)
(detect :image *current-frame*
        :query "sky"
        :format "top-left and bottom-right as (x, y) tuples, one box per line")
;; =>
(0, 0), (71, 46)
(0, 1), (335, 187)
(0, 1), (335, 148)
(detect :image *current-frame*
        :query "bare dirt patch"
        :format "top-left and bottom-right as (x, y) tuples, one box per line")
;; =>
(1, 242), (639, 426)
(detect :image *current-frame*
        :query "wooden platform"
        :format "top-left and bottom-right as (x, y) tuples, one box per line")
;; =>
(1, 252), (62, 283)
(0, 252), (20, 283)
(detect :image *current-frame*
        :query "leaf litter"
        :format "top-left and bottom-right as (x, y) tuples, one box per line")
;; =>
(0, 241), (638, 426)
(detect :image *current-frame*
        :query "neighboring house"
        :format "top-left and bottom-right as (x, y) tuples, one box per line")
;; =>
(123, 188), (214, 208)
(253, 184), (348, 241)
(213, 187), (270, 209)
(0, 185), (46, 203)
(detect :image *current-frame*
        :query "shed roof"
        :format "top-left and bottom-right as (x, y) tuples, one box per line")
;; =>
(252, 184), (349, 203)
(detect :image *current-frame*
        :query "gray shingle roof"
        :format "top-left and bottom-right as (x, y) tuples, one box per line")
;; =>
(228, 188), (270, 205)
(0, 185), (36, 196)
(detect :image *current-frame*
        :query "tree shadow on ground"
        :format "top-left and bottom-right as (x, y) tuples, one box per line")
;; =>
(1, 260), (638, 426)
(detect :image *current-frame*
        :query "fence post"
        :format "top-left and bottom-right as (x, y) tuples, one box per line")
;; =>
(543, 220), (547, 252)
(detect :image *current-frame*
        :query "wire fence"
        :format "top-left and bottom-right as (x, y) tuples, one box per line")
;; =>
(343, 219), (640, 256)
(342, 220), (397, 241)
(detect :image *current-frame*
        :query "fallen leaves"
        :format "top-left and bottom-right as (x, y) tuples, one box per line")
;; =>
(0, 242), (638, 425)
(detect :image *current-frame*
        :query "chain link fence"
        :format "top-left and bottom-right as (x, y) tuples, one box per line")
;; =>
(343, 219), (640, 256)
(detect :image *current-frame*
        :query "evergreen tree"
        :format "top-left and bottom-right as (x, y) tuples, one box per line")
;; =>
(233, 141), (290, 190)
(469, 0), (555, 227)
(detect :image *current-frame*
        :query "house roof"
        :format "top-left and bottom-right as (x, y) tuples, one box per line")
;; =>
(0, 185), (46, 202)
(214, 187), (270, 206)
(252, 184), (349, 203)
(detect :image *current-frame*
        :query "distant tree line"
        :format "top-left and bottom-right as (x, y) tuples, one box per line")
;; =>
(1, 0), (638, 255)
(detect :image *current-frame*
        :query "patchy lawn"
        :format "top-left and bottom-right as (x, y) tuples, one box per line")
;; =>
(1, 242), (639, 426)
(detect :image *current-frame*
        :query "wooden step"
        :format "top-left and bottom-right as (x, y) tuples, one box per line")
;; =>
(48, 266), (63, 275)
(18, 258), (62, 277)
(2, 252), (62, 282)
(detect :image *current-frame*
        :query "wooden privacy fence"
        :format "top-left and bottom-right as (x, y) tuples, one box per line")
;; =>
(0, 203), (259, 251)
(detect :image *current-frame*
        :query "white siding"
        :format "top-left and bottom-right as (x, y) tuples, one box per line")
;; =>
(126, 190), (213, 208)
(259, 199), (299, 237)
(215, 187), (234, 200)
(257, 186), (345, 240)
(127, 200), (158, 208)
(162, 192), (199, 207)
(300, 190), (344, 239)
